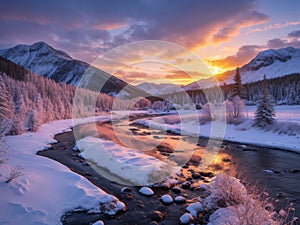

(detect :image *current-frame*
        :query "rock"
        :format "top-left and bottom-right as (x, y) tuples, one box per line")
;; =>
(148, 210), (164, 222)
(181, 181), (191, 189)
(222, 158), (231, 162)
(186, 202), (203, 217)
(186, 177), (193, 182)
(189, 184), (199, 191)
(76, 153), (84, 159)
(182, 164), (189, 168)
(199, 183), (209, 190)
(171, 186), (181, 194)
(160, 194), (173, 204)
(199, 171), (214, 178)
(179, 213), (193, 224)
(192, 173), (201, 179)
(237, 144), (247, 148)
(174, 196), (186, 204)
(273, 170), (281, 174)
(92, 221), (104, 225)
(121, 187), (132, 193)
(290, 169), (300, 173)
(139, 187), (154, 196)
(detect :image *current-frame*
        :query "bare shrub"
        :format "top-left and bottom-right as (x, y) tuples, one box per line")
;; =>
(6, 165), (24, 183)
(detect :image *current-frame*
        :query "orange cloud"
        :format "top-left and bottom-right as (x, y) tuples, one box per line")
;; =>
(207, 45), (264, 71)
(212, 10), (268, 43)
(92, 22), (127, 31)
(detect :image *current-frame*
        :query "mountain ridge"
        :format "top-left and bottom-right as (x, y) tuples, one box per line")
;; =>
(0, 41), (149, 98)
(184, 46), (300, 91)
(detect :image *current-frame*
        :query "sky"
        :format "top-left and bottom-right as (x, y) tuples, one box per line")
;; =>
(1, 0), (300, 85)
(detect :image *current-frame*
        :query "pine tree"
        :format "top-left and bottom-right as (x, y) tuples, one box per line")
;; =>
(253, 75), (275, 127)
(26, 110), (40, 132)
(231, 67), (245, 118)
(0, 74), (13, 135)
(233, 67), (244, 98)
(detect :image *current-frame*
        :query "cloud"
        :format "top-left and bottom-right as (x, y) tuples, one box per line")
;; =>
(288, 30), (300, 38)
(209, 29), (300, 72)
(212, 10), (268, 43)
(0, 0), (267, 62)
(244, 21), (300, 34)
(208, 45), (263, 69)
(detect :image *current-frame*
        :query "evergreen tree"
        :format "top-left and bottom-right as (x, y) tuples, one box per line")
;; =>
(26, 110), (40, 132)
(253, 75), (275, 127)
(233, 67), (244, 98)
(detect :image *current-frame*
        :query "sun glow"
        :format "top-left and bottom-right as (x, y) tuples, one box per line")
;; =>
(208, 65), (227, 75)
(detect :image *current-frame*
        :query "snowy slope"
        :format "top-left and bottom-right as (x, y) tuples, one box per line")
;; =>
(185, 47), (300, 90)
(136, 82), (182, 95)
(0, 41), (148, 97)
(0, 116), (125, 225)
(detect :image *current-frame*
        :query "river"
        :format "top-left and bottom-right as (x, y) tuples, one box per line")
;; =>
(38, 114), (300, 224)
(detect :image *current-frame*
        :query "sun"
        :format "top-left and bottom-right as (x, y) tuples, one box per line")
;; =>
(208, 65), (227, 75)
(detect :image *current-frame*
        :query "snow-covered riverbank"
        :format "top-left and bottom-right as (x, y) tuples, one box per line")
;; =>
(135, 107), (300, 152)
(0, 116), (125, 225)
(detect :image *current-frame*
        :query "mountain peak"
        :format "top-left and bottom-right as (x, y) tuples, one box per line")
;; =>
(247, 46), (300, 71)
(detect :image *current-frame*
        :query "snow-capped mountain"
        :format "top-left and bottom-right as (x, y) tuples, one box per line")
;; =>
(136, 82), (182, 95)
(0, 41), (148, 97)
(185, 46), (300, 90)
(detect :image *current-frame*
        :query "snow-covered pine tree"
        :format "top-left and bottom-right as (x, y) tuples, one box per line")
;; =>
(26, 109), (40, 132)
(231, 67), (245, 118)
(0, 74), (13, 135)
(253, 75), (275, 127)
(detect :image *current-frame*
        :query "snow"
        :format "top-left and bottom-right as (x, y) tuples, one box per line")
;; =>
(160, 194), (173, 204)
(185, 46), (300, 90)
(92, 221), (104, 225)
(77, 136), (179, 186)
(0, 116), (125, 225)
(174, 196), (186, 203)
(245, 105), (300, 123)
(179, 213), (193, 224)
(135, 106), (300, 152)
(139, 187), (154, 196)
(186, 202), (203, 217)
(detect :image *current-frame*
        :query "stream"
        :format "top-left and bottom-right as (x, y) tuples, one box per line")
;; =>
(38, 114), (300, 224)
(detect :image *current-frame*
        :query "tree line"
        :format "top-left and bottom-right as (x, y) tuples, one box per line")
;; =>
(0, 57), (150, 134)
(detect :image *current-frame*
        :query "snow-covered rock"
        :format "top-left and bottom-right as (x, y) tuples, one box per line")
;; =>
(160, 194), (173, 204)
(139, 187), (154, 196)
(179, 213), (193, 224)
(92, 221), (104, 225)
(121, 187), (132, 193)
(186, 202), (203, 217)
(174, 196), (186, 204)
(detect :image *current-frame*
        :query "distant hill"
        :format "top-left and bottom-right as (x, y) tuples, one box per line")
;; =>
(136, 82), (182, 95)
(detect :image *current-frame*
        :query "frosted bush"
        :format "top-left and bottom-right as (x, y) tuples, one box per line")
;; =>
(204, 173), (247, 209)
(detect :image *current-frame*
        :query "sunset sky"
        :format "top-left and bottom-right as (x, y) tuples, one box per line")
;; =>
(1, 0), (300, 85)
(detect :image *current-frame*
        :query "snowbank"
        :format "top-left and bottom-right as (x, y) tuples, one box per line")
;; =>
(0, 116), (125, 225)
(135, 109), (300, 152)
(77, 136), (179, 186)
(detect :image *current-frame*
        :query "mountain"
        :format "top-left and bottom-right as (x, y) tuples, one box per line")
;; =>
(0, 41), (149, 98)
(136, 82), (182, 95)
(185, 46), (300, 90)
